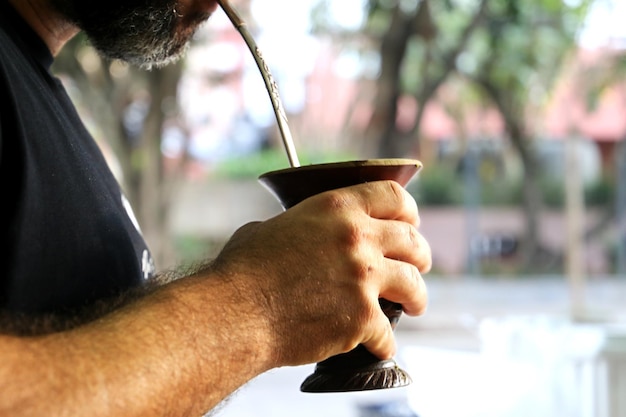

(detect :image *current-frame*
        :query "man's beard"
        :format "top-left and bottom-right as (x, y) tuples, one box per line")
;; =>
(50, 0), (211, 69)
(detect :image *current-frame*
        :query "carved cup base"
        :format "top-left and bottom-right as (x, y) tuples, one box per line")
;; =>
(300, 358), (412, 393)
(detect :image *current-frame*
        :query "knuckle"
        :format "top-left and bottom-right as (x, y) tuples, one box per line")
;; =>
(414, 208), (421, 227)
(413, 292), (429, 316)
(343, 220), (366, 249)
(397, 263), (428, 316)
(407, 223), (420, 246)
(405, 226), (432, 273)
(420, 257), (433, 274)
(317, 189), (352, 212)
(403, 262), (420, 284)
(413, 276), (429, 315)
(338, 222), (371, 271)
(399, 262), (421, 292)
(385, 181), (419, 222)
(416, 235), (433, 273)
(385, 180), (405, 205)
(353, 263), (374, 284)
(343, 256), (373, 289)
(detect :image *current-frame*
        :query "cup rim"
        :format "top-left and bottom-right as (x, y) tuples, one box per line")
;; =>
(258, 158), (422, 178)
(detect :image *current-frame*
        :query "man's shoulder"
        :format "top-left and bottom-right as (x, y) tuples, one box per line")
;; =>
(0, 16), (31, 82)
(0, 2), (54, 75)
(0, 3), (21, 55)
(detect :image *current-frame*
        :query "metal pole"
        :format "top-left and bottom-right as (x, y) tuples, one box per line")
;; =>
(565, 135), (586, 319)
(465, 146), (481, 277)
(616, 140), (626, 276)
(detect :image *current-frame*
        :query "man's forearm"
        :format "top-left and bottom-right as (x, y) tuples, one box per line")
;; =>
(0, 181), (433, 416)
(0, 274), (274, 417)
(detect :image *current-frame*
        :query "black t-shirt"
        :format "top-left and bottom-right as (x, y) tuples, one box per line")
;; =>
(0, 2), (155, 316)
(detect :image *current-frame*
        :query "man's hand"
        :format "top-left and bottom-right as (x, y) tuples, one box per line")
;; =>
(209, 180), (431, 367)
(0, 180), (431, 417)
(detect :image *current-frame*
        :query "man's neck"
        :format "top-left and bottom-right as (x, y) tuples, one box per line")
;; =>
(8, 0), (79, 56)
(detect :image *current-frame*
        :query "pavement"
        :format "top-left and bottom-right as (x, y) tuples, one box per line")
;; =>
(210, 277), (626, 417)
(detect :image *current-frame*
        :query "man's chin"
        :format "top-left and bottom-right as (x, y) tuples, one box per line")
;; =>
(92, 40), (188, 70)
(138, 48), (187, 70)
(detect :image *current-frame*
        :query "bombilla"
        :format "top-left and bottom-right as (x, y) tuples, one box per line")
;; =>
(216, 0), (301, 168)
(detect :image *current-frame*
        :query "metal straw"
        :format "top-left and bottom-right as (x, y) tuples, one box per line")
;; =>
(216, 0), (301, 168)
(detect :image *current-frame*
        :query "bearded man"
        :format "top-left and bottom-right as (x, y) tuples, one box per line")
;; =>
(0, 0), (432, 415)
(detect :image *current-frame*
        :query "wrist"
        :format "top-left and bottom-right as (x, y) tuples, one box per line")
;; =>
(172, 269), (279, 374)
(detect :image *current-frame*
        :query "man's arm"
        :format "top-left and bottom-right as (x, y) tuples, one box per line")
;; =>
(0, 272), (279, 416)
(0, 180), (431, 416)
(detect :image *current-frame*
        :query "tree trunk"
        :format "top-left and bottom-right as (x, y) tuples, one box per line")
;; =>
(477, 78), (544, 270)
(137, 62), (184, 269)
(408, 0), (487, 155)
(366, 3), (415, 158)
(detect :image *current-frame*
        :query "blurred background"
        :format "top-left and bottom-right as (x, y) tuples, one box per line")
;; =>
(51, 0), (626, 415)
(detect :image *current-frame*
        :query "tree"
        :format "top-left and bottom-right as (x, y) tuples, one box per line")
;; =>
(356, 0), (488, 157)
(52, 35), (186, 268)
(307, 0), (487, 157)
(460, 0), (592, 269)
(310, 0), (593, 272)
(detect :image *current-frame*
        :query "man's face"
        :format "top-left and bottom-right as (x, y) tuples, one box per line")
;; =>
(49, 0), (218, 69)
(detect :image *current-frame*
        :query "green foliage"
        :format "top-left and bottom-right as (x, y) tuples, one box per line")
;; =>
(211, 149), (293, 179)
(410, 158), (523, 207)
(583, 54), (626, 113)
(530, 176), (615, 209)
(462, 0), (592, 94)
(431, 4), (474, 49)
(401, 37), (427, 92)
(407, 159), (615, 209)
(481, 178), (523, 206)
(585, 177), (614, 207)
(410, 164), (462, 205)
(211, 148), (359, 179)
(541, 177), (565, 208)
(173, 235), (225, 264)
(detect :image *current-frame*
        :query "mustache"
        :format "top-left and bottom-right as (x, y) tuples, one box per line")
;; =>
(50, 0), (206, 69)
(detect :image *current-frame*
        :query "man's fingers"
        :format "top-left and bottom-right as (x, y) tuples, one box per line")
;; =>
(329, 181), (419, 225)
(376, 220), (432, 273)
(361, 309), (397, 360)
(377, 258), (428, 316)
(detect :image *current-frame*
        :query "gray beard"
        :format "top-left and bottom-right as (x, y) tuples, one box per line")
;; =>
(50, 0), (204, 69)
